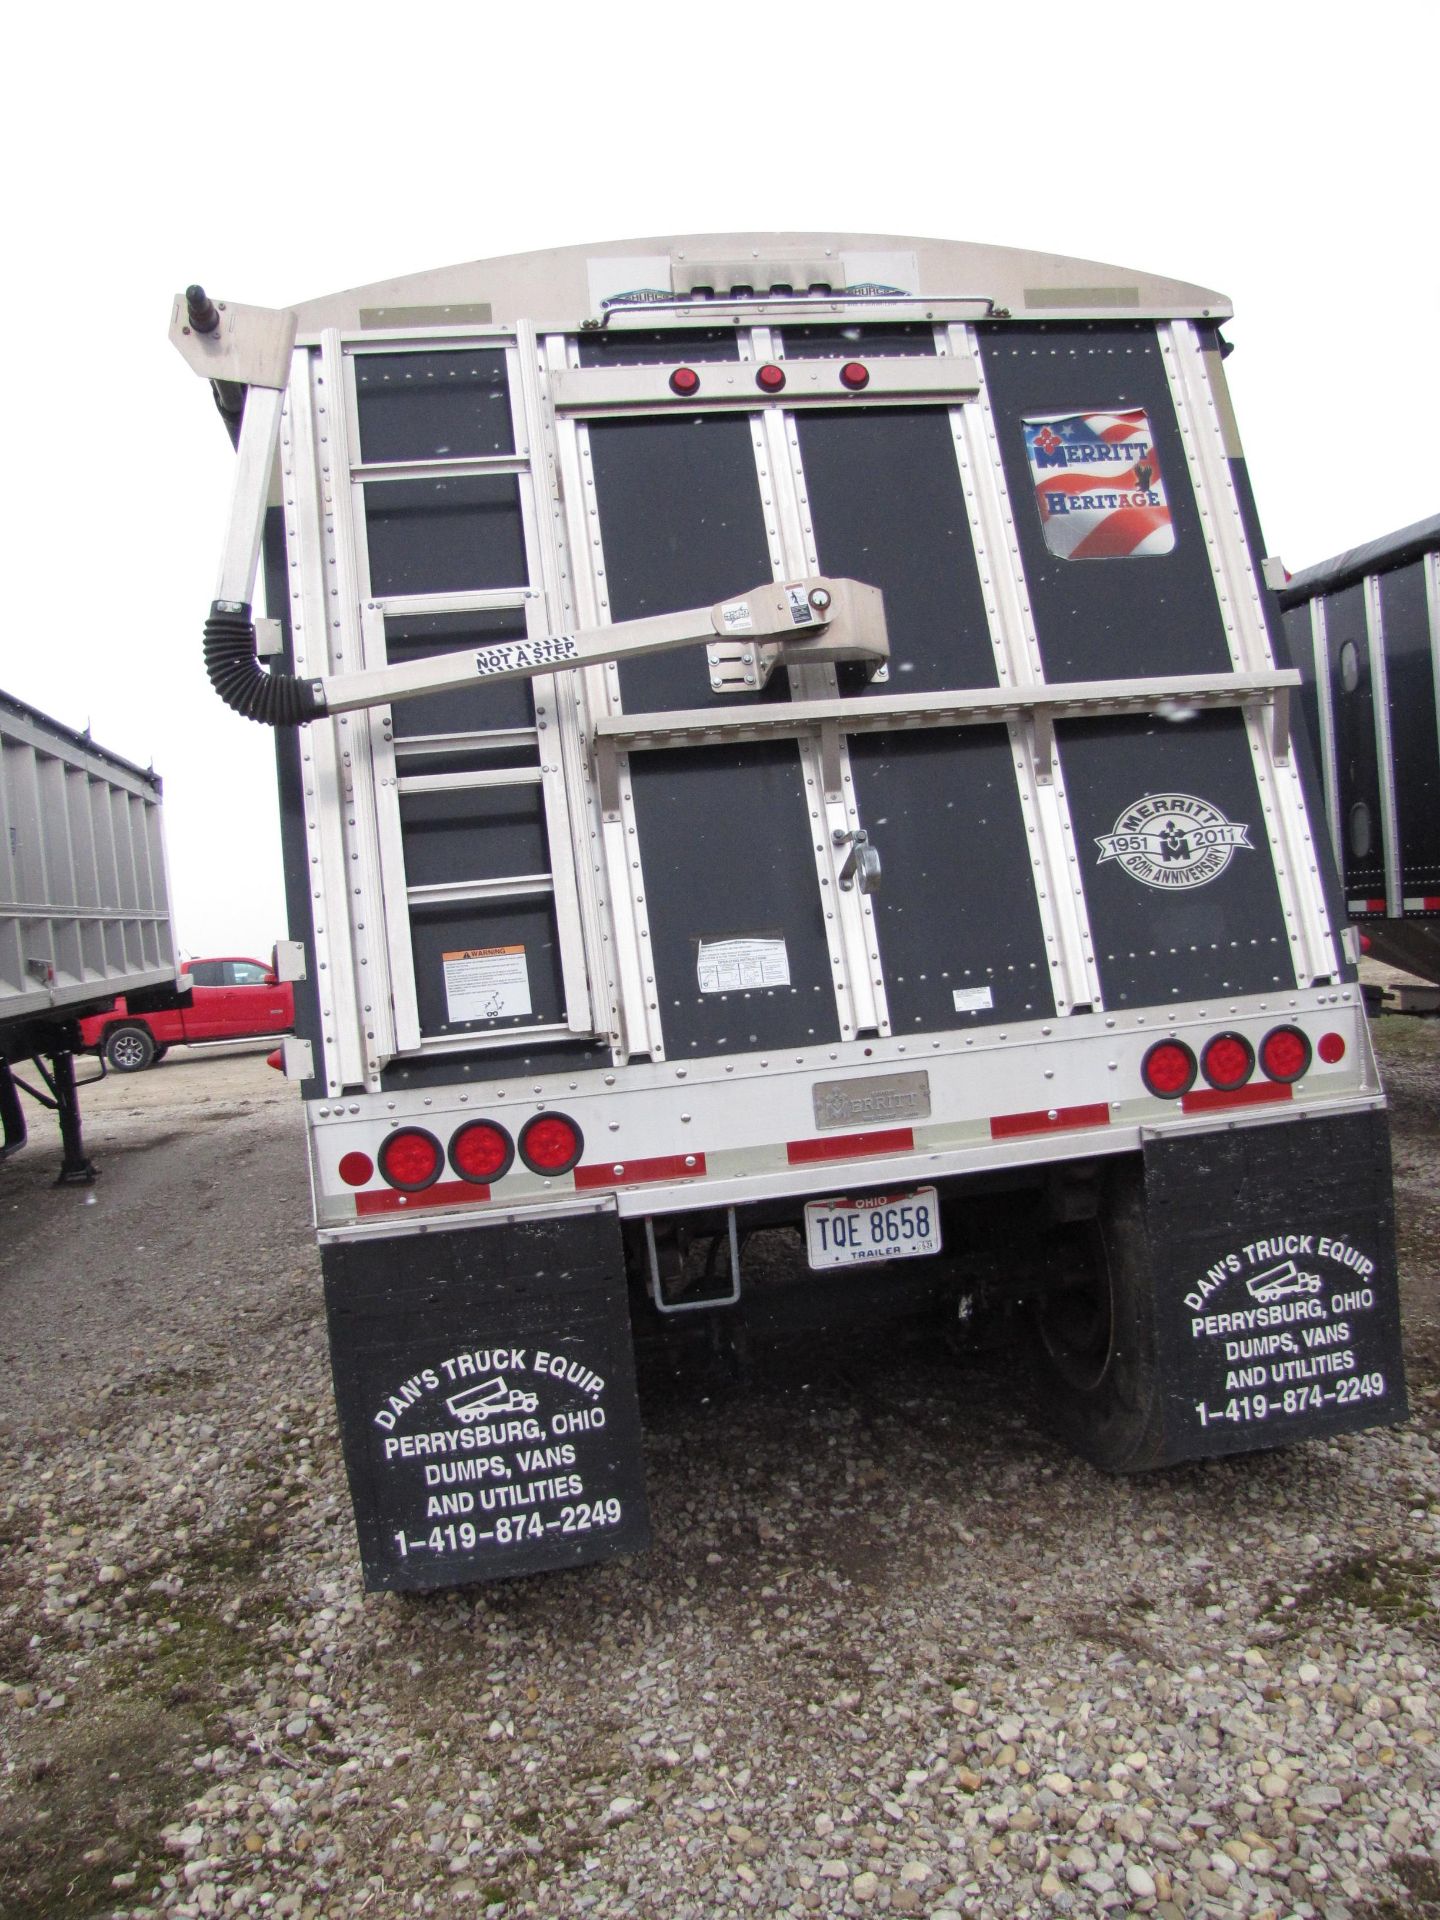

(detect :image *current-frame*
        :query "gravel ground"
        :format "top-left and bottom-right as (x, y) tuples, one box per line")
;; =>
(1, 1025), (1437, 1920)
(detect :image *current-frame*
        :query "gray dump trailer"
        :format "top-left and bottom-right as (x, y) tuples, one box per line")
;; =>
(174, 234), (1408, 1593)
(1280, 516), (1440, 991)
(0, 691), (178, 1177)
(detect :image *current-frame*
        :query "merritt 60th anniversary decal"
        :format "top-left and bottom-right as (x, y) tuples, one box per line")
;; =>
(1097, 793), (1253, 890)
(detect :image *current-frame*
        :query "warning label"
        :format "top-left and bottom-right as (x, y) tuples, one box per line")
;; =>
(443, 946), (532, 1022)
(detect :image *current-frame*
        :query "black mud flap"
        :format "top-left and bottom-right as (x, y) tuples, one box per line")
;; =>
(323, 1212), (650, 1592)
(1144, 1109), (1408, 1464)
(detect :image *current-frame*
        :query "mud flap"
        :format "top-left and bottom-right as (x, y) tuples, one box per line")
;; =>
(1143, 1109), (1408, 1464)
(323, 1211), (650, 1591)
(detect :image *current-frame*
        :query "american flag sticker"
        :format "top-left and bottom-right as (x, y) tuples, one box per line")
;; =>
(1022, 409), (1175, 560)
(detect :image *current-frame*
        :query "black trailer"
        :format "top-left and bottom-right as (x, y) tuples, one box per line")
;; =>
(174, 234), (1408, 1592)
(1280, 515), (1440, 989)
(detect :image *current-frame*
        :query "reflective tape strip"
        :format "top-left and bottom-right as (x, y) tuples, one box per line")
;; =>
(989, 1102), (1111, 1141)
(356, 1179), (486, 1215)
(1347, 898), (1387, 913)
(574, 1153), (707, 1189)
(1181, 1083), (1293, 1115)
(1401, 896), (1440, 911)
(786, 1128), (915, 1165)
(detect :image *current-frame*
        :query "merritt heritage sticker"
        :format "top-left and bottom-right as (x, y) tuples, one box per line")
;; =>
(1022, 408), (1175, 560)
(1096, 793), (1253, 890)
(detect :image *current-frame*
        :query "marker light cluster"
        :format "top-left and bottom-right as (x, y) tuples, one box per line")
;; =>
(662, 362), (876, 398)
(366, 1111), (586, 1192)
(1142, 1024), (1339, 1100)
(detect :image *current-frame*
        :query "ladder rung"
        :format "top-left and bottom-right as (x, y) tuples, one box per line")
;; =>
(408, 874), (555, 908)
(393, 728), (539, 760)
(399, 767), (543, 796)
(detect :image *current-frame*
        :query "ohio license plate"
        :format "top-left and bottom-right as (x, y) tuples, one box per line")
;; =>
(804, 1188), (942, 1270)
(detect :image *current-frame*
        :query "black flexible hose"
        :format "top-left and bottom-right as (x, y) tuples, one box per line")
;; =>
(204, 602), (327, 727)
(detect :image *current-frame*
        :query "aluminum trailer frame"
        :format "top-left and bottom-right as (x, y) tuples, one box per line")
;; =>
(177, 234), (1406, 1591)
(1280, 515), (1440, 988)
(1, 690), (178, 1177)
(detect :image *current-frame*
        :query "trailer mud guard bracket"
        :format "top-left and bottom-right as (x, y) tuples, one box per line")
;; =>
(323, 1212), (650, 1591)
(1141, 1109), (1407, 1464)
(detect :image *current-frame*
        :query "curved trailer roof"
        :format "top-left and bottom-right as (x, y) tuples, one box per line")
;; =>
(287, 231), (1231, 334)
(1280, 514), (1440, 607)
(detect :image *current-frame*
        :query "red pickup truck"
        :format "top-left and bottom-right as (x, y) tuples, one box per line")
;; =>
(77, 957), (294, 1071)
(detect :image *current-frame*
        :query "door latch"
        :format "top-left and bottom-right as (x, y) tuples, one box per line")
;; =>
(834, 828), (881, 894)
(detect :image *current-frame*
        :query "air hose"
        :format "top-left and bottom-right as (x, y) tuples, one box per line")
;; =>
(204, 602), (326, 728)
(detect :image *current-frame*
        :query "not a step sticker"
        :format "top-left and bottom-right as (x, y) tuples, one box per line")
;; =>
(443, 945), (532, 1023)
(373, 1346), (625, 1566)
(1180, 1231), (1400, 1436)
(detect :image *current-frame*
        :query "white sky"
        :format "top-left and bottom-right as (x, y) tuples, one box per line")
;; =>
(2, 8), (1434, 958)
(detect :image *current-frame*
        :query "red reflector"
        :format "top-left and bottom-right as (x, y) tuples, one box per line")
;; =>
(338, 1151), (373, 1187)
(518, 1112), (584, 1175)
(1259, 1025), (1311, 1083)
(266, 1047), (284, 1072)
(1358, 932), (1372, 952)
(755, 362), (786, 392)
(449, 1120), (513, 1184)
(1200, 1032), (1254, 1092)
(1317, 1031), (1347, 1064)
(357, 1179), (483, 1216)
(669, 366), (700, 396)
(378, 1127), (444, 1191)
(787, 1128), (914, 1164)
(1141, 1039), (1197, 1099)
(1182, 1082), (1293, 1114)
(574, 1153), (707, 1189)
(839, 361), (870, 390)
(989, 1102), (1111, 1140)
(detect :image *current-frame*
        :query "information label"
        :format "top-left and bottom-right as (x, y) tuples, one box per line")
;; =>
(696, 935), (791, 994)
(443, 946), (532, 1023)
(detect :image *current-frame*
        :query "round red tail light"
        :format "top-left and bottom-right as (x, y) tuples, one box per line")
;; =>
(755, 362), (786, 392)
(1141, 1039), (1197, 1099)
(518, 1111), (584, 1175)
(669, 366), (700, 396)
(338, 1151), (374, 1188)
(1317, 1031), (1347, 1064)
(449, 1119), (513, 1184)
(839, 361), (870, 390)
(1200, 1032), (1254, 1092)
(1260, 1025), (1312, 1083)
(378, 1127), (443, 1191)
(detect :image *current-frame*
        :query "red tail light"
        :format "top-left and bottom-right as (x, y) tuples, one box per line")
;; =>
(1260, 1026), (1311, 1083)
(518, 1112), (584, 1175)
(669, 366), (700, 396)
(1141, 1039), (1197, 1099)
(839, 361), (870, 390)
(1200, 1032), (1254, 1092)
(338, 1151), (374, 1187)
(378, 1127), (444, 1191)
(449, 1120), (513, 1184)
(755, 363), (786, 392)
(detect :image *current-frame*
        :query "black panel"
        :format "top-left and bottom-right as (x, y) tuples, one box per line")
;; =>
(587, 414), (779, 713)
(794, 407), (998, 693)
(629, 743), (841, 1053)
(365, 475), (527, 597)
(1380, 561), (1440, 900)
(381, 1039), (611, 1089)
(1058, 711), (1294, 1004)
(399, 786), (548, 886)
(411, 902), (565, 1037)
(1284, 604), (1323, 777)
(978, 322), (1231, 682)
(780, 324), (936, 359)
(324, 1215), (649, 1591)
(577, 328), (740, 367)
(355, 349), (514, 463)
(385, 610), (535, 740)
(1322, 583), (1384, 900)
(850, 729), (1056, 1028)
(1142, 1109), (1405, 1465)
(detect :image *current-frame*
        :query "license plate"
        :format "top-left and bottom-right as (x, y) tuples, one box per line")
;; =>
(804, 1188), (942, 1270)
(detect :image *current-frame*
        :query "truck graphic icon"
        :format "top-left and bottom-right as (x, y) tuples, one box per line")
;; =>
(446, 1376), (539, 1421)
(1245, 1259), (1324, 1304)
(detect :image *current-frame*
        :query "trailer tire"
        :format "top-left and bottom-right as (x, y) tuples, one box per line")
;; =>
(1030, 1162), (1166, 1473)
(104, 1024), (158, 1073)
